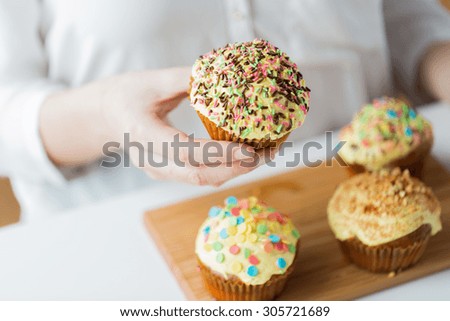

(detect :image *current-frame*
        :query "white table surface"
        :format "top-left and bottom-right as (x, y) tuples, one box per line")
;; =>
(0, 103), (449, 301)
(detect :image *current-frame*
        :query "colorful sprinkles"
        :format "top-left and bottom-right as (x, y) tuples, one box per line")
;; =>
(197, 196), (299, 284)
(190, 39), (311, 141)
(339, 97), (433, 171)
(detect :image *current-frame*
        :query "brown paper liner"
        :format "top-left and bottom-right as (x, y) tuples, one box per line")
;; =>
(196, 111), (289, 150)
(197, 242), (299, 301)
(338, 224), (432, 273)
(344, 137), (433, 179)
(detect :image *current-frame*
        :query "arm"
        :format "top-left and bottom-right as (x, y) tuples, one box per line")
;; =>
(0, 1), (264, 187)
(40, 68), (266, 186)
(419, 42), (450, 103)
(383, 0), (450, 103)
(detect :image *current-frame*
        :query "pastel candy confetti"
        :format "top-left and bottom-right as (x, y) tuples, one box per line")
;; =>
(288, 243), (296, 253)
(247, 265), (259, 277)
(219, 228), (228, 239)
(248, 255), (260, 265)
(277, 257), (287, 269)
(257, 223), (268, 234)
(208, 206), (221, 218)
(216, 253), (225, 263)
(231, 208), (240, 216)
(386, 109), (397, 118)
(231, 261), (242, 273)
(405, 127), (412, 137)
(264, 242), (274, 253)
(226, 196), (238, 206)
(409, 109), (416, 119)
(229, 245), (240, 255)
(196, 196), (300, 284)
(251, 207), (261, 214)
(239, 199), (249, 209)
(213, 242), (223, 251)
(268, 234), (281, 243)
(275, 241), (286, 252)
(227, 226), (237, 236)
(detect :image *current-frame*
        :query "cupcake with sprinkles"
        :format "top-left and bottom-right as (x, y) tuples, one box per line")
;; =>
(195, 196), (300, 300)
(339, 97), (433, 178)
(190, 39), (310, 149)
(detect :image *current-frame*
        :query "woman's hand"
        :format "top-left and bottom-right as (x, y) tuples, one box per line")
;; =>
(419, 42), (450, 104)
(40, 67), (270, 186)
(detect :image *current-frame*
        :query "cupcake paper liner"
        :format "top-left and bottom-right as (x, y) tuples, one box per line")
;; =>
(197, 111), (289, 149)
(338, 224), (432, 273)
(197, 241), (299, 301)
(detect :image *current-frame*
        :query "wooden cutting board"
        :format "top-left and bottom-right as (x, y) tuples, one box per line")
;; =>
(144, 158), (450, 300)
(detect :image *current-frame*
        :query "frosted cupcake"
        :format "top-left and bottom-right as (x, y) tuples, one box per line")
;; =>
(339, 97), (433, 178)
(327, 168), (441, 273)
(190, 39), (310, 149)
(195, 196), (300, 300)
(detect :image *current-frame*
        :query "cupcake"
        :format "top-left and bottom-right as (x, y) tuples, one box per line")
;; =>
(327, 168), (441, 273)
(339, 97), (433, 178)
(195, 196), (300, 300)
(190, 39), (310, 149)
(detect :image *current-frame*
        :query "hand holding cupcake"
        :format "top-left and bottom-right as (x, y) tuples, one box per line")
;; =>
(190, 39), (310, 149)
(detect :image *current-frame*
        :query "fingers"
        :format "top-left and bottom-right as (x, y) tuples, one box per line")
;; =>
(148, 67), (192, 98)
(140, 151), (271, 187)
(137, 119), (257, 165)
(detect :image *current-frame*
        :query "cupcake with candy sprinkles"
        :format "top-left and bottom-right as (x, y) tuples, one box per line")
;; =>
(339, 97), (433, 178)
(190, 39), (310, 149)
(195, 196), (300, 301)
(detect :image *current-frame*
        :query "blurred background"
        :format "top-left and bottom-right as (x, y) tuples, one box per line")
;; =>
(0, 0), (449, 227)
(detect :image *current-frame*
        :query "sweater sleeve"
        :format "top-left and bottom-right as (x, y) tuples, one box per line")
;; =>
(0, 0), (67, 184)
(383, 0), (450, 103)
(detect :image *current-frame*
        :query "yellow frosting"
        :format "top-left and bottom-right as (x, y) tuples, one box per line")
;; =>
(190, 39), (310, 140)
(195, 196), (300, 285)
(327, 169), (441, 246)
(339, 97), (433, 171)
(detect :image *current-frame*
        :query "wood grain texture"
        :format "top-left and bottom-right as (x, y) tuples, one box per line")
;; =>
(144, 158), (450, 300)
(0, 178), (20, 227)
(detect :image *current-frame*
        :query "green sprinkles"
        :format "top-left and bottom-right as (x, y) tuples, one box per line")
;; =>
(213, 242), (223, 251)
(257, 223), (268, 234)
(216, 253), (225, 263)
(191, 39), (310, 140)
(288, 243), (296, 253)
(229, 216), (238, 226)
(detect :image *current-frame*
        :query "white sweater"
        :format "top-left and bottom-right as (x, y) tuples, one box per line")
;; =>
(0, 0), (449, 221)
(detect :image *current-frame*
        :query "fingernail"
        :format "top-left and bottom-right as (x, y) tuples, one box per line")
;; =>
(234, 146), (255, 160)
